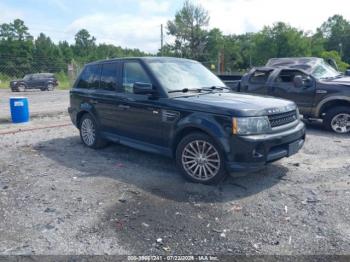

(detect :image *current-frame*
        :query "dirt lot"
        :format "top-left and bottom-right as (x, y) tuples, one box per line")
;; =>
(0, 91), (349, 256)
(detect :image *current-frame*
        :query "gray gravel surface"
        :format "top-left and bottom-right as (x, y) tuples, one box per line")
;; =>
(0, 89), (69, 122)
(0, 116), (349, 256)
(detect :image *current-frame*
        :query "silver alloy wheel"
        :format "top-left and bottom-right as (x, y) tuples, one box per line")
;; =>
(331, 113), (350, 134)
(47, 84), (54, 91)
(182, 140), (221, 181)
(81, 118), (96, 146)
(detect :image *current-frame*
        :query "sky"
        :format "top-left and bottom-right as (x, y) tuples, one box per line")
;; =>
(1, 0), (350, 53)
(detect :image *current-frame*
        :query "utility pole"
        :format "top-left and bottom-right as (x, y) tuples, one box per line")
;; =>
(161, 24), (164, 56)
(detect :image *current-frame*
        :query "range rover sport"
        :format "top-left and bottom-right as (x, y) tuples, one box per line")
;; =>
(68, 57), (305, 184)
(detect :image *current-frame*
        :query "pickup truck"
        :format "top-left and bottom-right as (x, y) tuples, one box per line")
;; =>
(238, 57), (350, 134)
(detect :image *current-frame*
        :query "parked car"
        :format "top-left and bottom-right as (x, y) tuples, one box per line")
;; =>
(68, 57), (305, 184)
(239, 57), (350, 134)
(10, 73), (58, 92)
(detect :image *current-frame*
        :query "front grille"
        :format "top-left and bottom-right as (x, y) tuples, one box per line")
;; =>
(268, 110), (297, 128)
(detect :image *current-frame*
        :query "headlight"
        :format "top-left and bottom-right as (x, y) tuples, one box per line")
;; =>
(13, 81), (17, 85)
(232, 116), (271, 135)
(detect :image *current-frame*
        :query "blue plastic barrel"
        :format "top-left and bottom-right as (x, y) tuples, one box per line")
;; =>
(9, 97), (30, 123)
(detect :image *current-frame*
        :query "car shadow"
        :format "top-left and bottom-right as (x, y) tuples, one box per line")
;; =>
(34, 135), (289, 203)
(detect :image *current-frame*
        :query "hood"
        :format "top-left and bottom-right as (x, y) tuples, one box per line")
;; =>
(320, 76), (350, 86)
(173, 92), (296, 117)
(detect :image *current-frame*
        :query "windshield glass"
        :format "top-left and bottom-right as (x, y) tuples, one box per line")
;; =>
(312, 61), (341, 79)
(147, 60), (225, 92)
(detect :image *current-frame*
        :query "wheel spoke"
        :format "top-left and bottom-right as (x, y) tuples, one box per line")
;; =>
(184, 148), (197, 157)
(181, 139), (220, 181)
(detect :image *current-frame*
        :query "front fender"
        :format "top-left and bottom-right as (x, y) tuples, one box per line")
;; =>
(315, 95), (350, 117)
(173, 112), (232, 154)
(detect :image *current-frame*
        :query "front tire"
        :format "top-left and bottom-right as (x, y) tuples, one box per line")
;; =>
(323, 106), (350, 134)
(79, 114), (108, 149)
(176, 132), (227, 184)
(47, 83), (54, 91)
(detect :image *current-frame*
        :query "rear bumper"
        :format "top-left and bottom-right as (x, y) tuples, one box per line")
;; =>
(226, 121), (306, 173)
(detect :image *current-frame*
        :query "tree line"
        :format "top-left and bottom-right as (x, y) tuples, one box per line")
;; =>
(1, 0), (350, 80)
(163, 1), (350, 72)
(0, 20), (148, 78)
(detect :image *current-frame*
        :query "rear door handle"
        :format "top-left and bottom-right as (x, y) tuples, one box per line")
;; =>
(118, 104), (130, 110)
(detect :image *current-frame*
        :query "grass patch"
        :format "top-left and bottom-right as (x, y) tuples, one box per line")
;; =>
(0, 74), (11, 89)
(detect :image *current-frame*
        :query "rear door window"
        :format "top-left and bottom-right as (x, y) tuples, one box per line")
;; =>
(76, 64), (101, 89)
(100, 63), (118, 91)
(249, 70), (272, 84)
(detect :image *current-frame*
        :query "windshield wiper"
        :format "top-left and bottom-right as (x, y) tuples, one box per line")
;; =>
(201, 86), (231, 91)
(168, 88), (203, 93)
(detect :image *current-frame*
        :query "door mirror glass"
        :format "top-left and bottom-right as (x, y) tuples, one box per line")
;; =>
(133, 82), (155, 95)
(303, 76), (313, 88)
(293, 75), (313, 88)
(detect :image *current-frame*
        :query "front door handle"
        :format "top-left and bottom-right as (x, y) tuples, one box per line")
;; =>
(118, 104), (130, 110)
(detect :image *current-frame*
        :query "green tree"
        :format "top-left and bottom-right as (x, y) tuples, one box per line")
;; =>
(318, 15), (350, 63)
(73, 29), (97, 62)
(166, 0), (209, 59)
(0, 19), (33, 77)
(251, 22), (311, 65)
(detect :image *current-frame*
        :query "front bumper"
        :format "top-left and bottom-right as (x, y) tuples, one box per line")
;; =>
(226, 121), (306, 174)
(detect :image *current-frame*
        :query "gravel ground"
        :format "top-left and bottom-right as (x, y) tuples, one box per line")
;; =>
(0, 89), (69, 123)
(0, 116), (349, 256)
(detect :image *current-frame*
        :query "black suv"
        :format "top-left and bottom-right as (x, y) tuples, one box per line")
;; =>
(68, 57), (305, 184)
(10, 73), (58, 92)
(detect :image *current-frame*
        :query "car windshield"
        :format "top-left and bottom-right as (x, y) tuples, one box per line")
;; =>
(146, 60), (225, 93)
(312, 61), (342, 80)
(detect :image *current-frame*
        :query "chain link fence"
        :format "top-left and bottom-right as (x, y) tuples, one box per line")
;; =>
(0, 61), (82, 89)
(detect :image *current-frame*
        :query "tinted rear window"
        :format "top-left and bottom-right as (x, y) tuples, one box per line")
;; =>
(100, 63), (118, 91)
(77, 64), (101, 89)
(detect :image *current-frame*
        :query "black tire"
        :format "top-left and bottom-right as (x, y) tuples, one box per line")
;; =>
(47, 83), (55, 91)
(17, 84), (25, 92)
(79, 114), (108, 149)
(175, 132), (227, 184)
(323, 106), (350, 134)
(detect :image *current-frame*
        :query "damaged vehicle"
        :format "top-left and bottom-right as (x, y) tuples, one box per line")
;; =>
(68, 57), (305, 184)
(239, 57), (350, 134)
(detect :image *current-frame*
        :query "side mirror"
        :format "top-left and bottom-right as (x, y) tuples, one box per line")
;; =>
(293, 75), (304, 88)
(345, 70), (350, 76)
(293, 75), (313, 89)
(303, 76), (313, 88)
(133, 82), (156, 95)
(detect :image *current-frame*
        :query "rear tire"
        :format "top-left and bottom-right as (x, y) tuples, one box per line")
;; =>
(323, 106), (350, 134)
(17, 84), (25, 92)
(176, 132), (227, 184)
(79, 114), (108, 149)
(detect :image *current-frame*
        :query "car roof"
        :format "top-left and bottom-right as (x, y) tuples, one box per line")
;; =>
(266, 57), (323, 73)
(86, 56), (197, 66)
